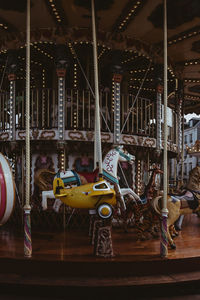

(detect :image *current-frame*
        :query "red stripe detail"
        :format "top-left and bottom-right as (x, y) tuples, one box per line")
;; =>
(0, 162), (6, 221)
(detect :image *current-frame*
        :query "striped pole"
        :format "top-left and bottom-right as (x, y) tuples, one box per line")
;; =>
(24, 0), (32, 257)
(160, 0), (168, 257)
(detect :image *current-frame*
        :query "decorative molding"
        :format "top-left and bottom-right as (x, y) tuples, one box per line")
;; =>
(86, 131), (94, 141)
(68, 131), (85, 141)
(143, 138), (156, 147)
(18, 130), (26, 140)
(122, 135), (137, 145)
(39, 130), (56, 140)
(101, 133), (112, 143)
(0, 132), (9, 141)
(32, 129), (40, 139)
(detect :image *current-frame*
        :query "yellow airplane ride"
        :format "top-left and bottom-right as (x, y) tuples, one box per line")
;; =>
(53, 177), (116, 219)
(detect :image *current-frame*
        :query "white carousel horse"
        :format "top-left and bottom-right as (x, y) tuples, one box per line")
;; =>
(0, 153), (15, 225)
(151, 165), (200, 249)
(39, 146), (140, 212)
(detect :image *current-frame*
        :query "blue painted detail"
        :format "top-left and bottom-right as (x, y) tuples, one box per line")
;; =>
(62, 176), (78, 184)
(140, 196), (147, 205)
(71, 170), (81, 186)
(171, 196), (179, 203)
(102, 170), (119, 184)
(115, 147), (131, 162)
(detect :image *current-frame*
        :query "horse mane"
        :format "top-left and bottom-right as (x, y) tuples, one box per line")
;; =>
(186, 166), (200, 191)
(34, 169), (56, 191)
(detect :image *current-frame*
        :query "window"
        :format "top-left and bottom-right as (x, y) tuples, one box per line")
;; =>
(94, 181), (109, 190)
(184, 135), (187, 144)
(189, 162), (193, 172)
(184, 163), (187, 175)
(189, 133), (193, 143)
(184, 149), (187, 158)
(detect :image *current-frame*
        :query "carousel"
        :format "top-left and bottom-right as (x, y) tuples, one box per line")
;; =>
(0, 0), (200, 297)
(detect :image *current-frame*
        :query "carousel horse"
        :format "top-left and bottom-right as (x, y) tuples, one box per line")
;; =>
(151, 165), (200, 249)
(35, 146), (141, 212)
(0, 153), (15, 225)
(121, 165), (163, 239)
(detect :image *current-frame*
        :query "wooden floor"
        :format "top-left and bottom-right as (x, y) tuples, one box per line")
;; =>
(1, 214), (200, 298)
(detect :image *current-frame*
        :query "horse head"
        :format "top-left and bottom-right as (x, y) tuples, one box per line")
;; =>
(149, 164), (163, 175)
(115, 145), (135, 164)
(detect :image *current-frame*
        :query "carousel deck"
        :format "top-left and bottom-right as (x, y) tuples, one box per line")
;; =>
(1, 214), (200, 299)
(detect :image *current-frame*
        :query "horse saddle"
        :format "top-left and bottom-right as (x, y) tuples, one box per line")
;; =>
(170, 190), (199, 210)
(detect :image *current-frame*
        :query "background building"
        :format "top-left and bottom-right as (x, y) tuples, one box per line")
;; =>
(177, 117), (200, 184)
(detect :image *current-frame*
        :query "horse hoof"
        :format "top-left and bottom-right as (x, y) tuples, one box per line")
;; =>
(170, 243), (176, 249)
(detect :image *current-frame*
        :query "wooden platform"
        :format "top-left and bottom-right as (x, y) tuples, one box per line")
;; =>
(1, 214), (200, 299)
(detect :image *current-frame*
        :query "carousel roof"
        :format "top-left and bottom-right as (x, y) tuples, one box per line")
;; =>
(0, 0), (200, 113)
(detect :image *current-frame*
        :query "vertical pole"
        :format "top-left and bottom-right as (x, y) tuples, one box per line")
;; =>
(57, 73), (66, 140)
(177, 86), (183, 187)
(22, 146), (25, 226)
(56, 66), (66, 229)
(8, 74), (16, 141)
(174, 79), (179, 188)
(91, 0), (102, 175)
(24, 0), (32, 258)
(181, 105), (184, 185)
(160, 0), (168, 257)
(113, 74), (122, 144)
(156, 88), (162, 152)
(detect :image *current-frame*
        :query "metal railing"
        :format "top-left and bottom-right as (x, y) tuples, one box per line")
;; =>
(0, 88), (177, 142)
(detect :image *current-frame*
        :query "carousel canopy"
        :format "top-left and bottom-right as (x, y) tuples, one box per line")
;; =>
(0, 0), (200, 113)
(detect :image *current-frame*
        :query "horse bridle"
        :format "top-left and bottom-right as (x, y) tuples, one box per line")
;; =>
(115, 147), (134, 162)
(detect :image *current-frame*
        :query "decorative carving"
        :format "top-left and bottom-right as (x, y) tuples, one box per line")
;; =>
(18, 131), (26, 140)
(92, 219), (103, 246)
(137, 136), (143, 146)
(32, 129), (40, 139)
(86, 131), (94, 141)
(39, 130), (56, 140)
(56, 69), (66, 77)
(68, 131), (85, 140)
(144, 138), (156, 147)
(8, 74), (16, 81)
(0, 132), (9, 141)
(112, 74), (122, 83)
(122, 135), (137, 144)
(103, 149), (117, 173)
(94, 226), (114, 257)
(101, 132), (111, 142)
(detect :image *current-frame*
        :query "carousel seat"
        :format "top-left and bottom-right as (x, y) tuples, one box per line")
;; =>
(77, 169), (99, 183)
